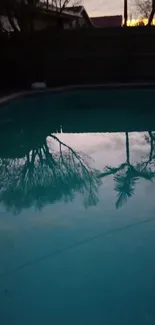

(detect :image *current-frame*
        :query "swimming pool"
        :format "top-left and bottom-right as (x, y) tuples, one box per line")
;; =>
(1, 88), (155, 325)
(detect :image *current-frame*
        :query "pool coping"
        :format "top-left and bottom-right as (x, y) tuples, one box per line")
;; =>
(0, 82), (155, 104)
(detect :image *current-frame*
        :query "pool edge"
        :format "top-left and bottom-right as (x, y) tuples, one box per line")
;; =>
(0, 82), (155, 104)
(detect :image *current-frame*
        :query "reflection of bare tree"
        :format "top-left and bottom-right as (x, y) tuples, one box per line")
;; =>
(99, 132), (155, 209)
(144, 131), (155, 163)
(0, 134), (101, 214)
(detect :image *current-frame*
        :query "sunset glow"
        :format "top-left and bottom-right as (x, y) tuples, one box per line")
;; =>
(127, 18), (155, 26)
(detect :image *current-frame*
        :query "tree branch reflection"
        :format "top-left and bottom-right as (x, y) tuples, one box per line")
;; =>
(1, 129), (155, 213)
(0, 134), (101, 214)
(99, 132), (155, 209)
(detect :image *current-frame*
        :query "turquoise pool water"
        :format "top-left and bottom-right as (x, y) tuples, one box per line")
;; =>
(1, 89), (155, 324)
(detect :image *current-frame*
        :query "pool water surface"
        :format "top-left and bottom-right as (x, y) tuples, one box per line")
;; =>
(1, 88), (155, 325)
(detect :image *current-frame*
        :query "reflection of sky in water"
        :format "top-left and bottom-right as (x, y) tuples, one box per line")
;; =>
(1, 131), (155, 325)
(51, 131), (150, 165)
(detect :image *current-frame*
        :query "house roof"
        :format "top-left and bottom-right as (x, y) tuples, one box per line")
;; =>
(39, 4), (92, 25)
(39, 3), (82, 18)
(65, 6), (83, 13)
(91, 15), (122, 28)
(68, 6), (92, 26)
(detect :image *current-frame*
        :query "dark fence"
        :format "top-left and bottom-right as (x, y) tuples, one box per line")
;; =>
(1, 27), (155, 89)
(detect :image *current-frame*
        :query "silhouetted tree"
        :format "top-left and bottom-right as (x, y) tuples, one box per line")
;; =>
(134, 0), (155, 25)
(50, 0), (81, 12)
(47, 0), (82, 28)
(124, 0), (128, 26)
(135, 0), (152, 19)
(148, 0), (155, 24)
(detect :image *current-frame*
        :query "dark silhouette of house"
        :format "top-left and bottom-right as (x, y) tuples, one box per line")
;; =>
(63, 6), (92, 28)
(91, 15), (122, 28)
(0, 4), (92, 32)
(37, 4), (92, 30)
